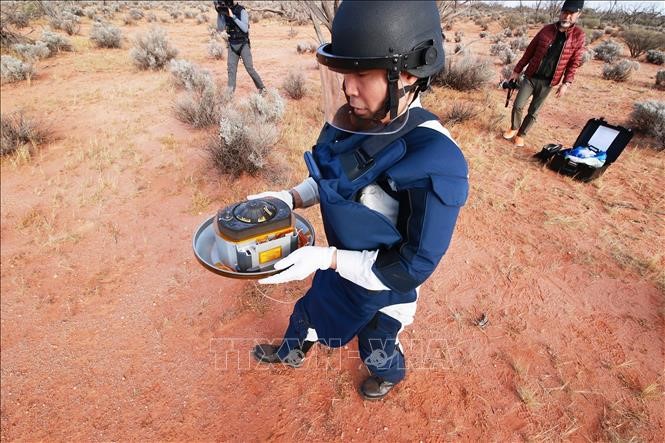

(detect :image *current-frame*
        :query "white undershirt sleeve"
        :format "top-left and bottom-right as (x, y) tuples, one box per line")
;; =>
(292, 177), (320, 208)
(335, 249), (391, 291)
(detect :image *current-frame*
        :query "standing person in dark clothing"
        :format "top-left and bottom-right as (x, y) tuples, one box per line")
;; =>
(503, 0), (586, 148)
(214, 0), (265, 95)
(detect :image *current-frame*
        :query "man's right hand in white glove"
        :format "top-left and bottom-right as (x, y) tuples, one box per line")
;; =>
(247, 190), (293, 210)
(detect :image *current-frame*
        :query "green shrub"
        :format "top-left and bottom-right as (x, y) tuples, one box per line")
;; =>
(621, 28), (665, 58)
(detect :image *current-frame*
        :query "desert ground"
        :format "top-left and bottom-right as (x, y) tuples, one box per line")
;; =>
(1, 2), (664, 442)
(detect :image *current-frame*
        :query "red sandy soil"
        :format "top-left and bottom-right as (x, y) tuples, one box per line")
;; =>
(1, 8), (664, 442)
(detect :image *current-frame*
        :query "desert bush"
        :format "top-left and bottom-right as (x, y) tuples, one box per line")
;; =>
(89, 22), (122, 48)
(170, 10), (182, 19)
(184, 10), (196, 19)
(123, 15), (136, 26)
(602, 59), (639, 82)
(646, 50), (665, 65)
(208, 107), (279, 176)
(531, 13), (548, 24)
(581, 48), (593, 65)
(441, 102), (479, 126)
(479, 31), (488, 39)
(130, 28), (178, 70)
(207, 40), (225, 59)
(510, 37), (528, 52)
(0, 112), (51, 156)
(454, 43), (464, 55)
(490, 34), (505, 44)
(621, 29), (665, 58)
(513, 26), (527, 37)
(503, 28), (513, 38)
(498, 48), (517, 65)
(296, 41), (317, 54)
(629, 100), (665, 148)
(12, 42), (50, 61)
(50, 12), (81, 36)
(500, 14), (521, 31)
(501, 64), (515, 80)
(2, 5), (31, 28)
(589, 30), (604, 43)
(85, 7), (97, 19)
(490, 42), (510, 56)
(1, 56), (34, 83)
(454, 30), (463, 43)
(146, 12), (157, 22)
(656, 70), (665, 90)
(67, 5), (84, 16)
(593, 39), (623, 62)
(196, 14), (209, 25)
(605, 27), (614, 35)
(581, 17), (601, 29)
(247, 89), (285, 123)
(174, 86), (225, 128)
(168, 59), (214, 92)
(282, 70), (306, 99)
(129, 8), (144, 20)
(432, 55), (493, 91)
(40, 30), (73, 52)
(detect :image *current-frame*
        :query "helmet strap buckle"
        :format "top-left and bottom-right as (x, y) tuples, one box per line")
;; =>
(387, 69), (400, 120)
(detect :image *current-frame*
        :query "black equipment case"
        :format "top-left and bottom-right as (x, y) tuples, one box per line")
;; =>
(535, 118), (633, 182)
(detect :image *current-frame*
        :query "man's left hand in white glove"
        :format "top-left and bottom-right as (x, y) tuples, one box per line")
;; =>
(259, 246), (337, 284)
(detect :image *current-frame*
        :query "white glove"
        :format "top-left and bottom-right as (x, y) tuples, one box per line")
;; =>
(247, 190), (293, 210)
(259, 246), (336, 284)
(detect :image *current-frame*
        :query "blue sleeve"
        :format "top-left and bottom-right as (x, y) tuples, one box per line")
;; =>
(372, 186), (463, 293)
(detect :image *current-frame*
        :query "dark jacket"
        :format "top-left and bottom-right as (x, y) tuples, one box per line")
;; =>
(514, 23), (586, 86)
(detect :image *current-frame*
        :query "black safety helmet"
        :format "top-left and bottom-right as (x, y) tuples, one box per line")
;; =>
(316, 0), (445, 120)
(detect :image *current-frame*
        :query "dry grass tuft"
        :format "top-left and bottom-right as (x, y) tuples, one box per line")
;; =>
(1, 111), (52, 157)
(282, 70), (306, 100)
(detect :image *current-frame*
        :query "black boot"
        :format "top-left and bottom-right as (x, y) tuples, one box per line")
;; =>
(360, 375), (396, 400)
(253, 343), (310, 368)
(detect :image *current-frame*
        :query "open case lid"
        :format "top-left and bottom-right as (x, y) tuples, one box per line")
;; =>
(573, 118), (633, 165)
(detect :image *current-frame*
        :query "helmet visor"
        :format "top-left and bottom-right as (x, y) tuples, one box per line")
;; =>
(317, 63), (410, 135)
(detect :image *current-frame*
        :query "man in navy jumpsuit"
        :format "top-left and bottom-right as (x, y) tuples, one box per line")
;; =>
(248, 0), (468, 400)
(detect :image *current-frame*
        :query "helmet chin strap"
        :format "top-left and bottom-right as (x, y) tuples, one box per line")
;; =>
(382, 72), (424, 120)
(341, 73), (423, 123)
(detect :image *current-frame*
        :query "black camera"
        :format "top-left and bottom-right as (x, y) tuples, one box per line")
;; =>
(501, 79), (521, 90)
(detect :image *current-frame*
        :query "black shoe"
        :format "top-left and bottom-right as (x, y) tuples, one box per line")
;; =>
(253, 343), (304, 368)
(360, 375), (396, 400)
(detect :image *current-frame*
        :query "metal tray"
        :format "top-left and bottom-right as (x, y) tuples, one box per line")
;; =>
(192, 213), (316, 279)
